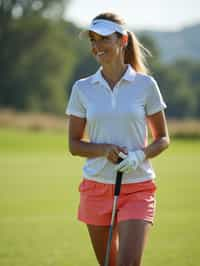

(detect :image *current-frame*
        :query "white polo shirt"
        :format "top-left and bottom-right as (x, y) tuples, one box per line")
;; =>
(66, 64), (166, 184)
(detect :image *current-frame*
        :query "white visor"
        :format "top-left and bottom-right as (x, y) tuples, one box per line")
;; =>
(79, 19), (128, 39)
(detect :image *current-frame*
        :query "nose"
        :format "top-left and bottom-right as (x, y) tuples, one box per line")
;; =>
(91, 41), (100, 55)
(91, 39), (102, 50)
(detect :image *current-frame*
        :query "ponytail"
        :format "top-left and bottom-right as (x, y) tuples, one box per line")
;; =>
(124, 31), (151, 74)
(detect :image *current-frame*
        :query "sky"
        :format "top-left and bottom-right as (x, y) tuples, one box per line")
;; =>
(64, 0), (200, 31)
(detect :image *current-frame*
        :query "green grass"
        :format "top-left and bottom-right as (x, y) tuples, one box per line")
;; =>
(0, 128), (200, 266)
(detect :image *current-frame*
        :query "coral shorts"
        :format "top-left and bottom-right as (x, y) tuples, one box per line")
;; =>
(78, 178), (157, 226)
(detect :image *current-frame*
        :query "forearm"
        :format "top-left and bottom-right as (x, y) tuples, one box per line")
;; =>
(69, 139), (107, 158)
(143, 136), (170, 159)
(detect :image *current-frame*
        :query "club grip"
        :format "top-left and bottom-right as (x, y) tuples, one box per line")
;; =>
(114, 158), (123, 196)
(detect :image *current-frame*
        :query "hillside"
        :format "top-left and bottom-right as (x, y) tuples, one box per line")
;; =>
(140, 23), (200, 63)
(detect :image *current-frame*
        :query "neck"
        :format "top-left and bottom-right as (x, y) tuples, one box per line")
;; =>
(101, 62), (128, 89)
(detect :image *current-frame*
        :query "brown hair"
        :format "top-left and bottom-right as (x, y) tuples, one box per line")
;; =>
(93, 12), (151, 74)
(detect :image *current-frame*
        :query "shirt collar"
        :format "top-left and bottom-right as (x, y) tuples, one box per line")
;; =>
(91, 64), (136, 85)
(122, 64), (137, 82)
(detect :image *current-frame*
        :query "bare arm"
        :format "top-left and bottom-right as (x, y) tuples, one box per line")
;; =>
(68, 115), (127, 162)
(144, 111), (170, 159)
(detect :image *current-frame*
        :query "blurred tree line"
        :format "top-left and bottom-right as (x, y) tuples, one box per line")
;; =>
(0, 0), (200, 118)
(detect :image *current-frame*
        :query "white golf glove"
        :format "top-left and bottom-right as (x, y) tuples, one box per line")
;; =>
(115, 150), (146, 173)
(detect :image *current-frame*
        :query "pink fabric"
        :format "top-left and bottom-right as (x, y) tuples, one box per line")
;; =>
(78, 178), (157, 225)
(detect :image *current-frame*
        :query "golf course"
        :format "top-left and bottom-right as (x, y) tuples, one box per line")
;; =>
(0, 127), (200, 266)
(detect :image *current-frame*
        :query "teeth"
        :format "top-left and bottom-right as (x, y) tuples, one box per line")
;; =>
(97, 52), (105, 56)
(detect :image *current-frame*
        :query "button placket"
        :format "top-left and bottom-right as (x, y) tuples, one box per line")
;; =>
(101, 81), (119, 109)
(111, 94), (116, 108)
(111, 84), (119, 109)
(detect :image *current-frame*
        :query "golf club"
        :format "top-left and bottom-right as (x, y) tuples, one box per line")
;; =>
(104, 157), (123, 266)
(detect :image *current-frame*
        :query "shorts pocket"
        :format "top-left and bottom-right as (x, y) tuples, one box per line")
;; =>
(78, 179), (96, 193)
(78, 179), (108, 197)
(121, 180), (157, 196)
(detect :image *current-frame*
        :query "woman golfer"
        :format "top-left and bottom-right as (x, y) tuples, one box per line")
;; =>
(66, 12), (170, 266)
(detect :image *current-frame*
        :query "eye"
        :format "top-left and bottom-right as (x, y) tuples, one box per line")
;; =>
(102, 36), (109, 40)
(89, 38), (96, 44)
(89, 36), (109, 43)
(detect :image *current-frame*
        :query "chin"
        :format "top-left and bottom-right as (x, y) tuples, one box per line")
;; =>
(99, 57), (112, 64)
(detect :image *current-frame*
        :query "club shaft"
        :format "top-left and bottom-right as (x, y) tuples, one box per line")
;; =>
(104, 166), (123, 266)
(104, 196), (118, 266)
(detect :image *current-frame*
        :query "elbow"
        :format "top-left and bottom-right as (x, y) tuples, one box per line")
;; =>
(69, 149), (76, 156)
(69, 145), (77, 156)
(68, 140), (78, 156)
(163, 135), (170, 150)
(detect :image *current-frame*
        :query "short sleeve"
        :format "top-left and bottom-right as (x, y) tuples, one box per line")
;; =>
(145, 77), (167, 116)
(65, 82), (86, 118)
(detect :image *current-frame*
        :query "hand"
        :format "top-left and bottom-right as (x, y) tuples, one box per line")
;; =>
(103, 144), (128, 164)
(115, 150), (146, 173)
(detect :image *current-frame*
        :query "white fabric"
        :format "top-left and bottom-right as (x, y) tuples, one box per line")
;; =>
(115, 150), (146, 173)
(79, 19), (127, 39)
(66, 65), (167, 184)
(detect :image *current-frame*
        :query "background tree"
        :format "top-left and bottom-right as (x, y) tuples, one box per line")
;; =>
(0, 0), (68, 19)
(0, 2), (200, 118)
(0, 0), (73, 114)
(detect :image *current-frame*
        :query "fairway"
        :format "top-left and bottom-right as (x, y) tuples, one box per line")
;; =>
(0, 128), (200, 266)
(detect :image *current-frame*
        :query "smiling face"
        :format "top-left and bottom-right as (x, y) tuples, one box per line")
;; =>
(89, 31), (124, 65)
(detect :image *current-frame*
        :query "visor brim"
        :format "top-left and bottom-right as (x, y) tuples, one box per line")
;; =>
(78, 19), (127, 39)
(79, 29), (115, 39)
